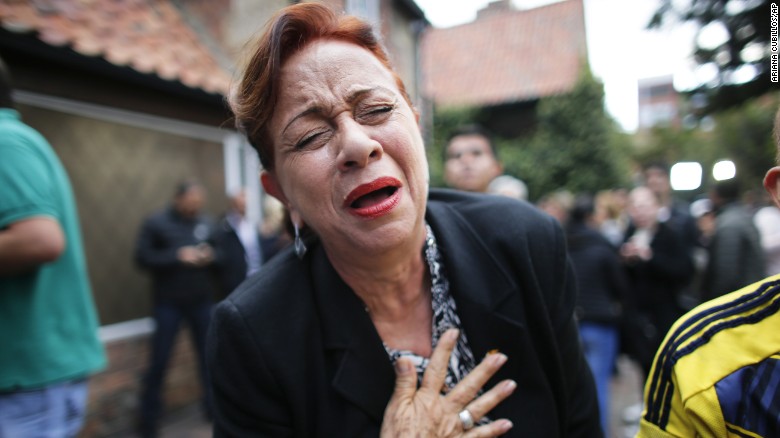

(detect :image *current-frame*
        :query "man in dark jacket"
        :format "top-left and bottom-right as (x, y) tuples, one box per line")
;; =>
(566, 195), (630, 433)
(702, 178), (766, 300)
(621, 186), (693, 376)
(211, 189), (284, 300)
(134, 180), (216, 437)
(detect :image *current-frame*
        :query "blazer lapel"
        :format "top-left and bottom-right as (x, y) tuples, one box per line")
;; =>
(426, 200), (529, 420)
(310, 244), (395, 424)
(310, 198), (536, 425)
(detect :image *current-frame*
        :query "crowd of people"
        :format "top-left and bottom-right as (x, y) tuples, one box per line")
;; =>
(440, 109), (777, 436)
(2, 3), (780, 438)
(538, 170), (780, 436)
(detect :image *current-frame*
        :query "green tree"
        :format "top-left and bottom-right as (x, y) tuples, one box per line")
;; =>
(634, 93), (778, 198)
(427, 69), (631, 200)
(503, 69), (631, 199)
(650, 0), (779, 113)
(708, 95), (778, 187)
(632, 124), (714, 200)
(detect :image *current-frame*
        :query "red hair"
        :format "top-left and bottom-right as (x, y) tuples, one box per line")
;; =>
(230, 2), (413, 170)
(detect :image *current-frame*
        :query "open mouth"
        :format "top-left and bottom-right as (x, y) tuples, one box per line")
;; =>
(350, 186), (398, 209)
(345, 177), (403, 218)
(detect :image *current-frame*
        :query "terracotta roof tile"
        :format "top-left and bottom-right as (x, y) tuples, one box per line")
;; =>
(0, 0), (231, 96)
(421, 0), (587, 108)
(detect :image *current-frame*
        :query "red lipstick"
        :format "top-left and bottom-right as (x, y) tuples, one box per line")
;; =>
(344, 177), (402, 219)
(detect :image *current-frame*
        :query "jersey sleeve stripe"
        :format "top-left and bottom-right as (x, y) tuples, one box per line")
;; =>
(644, 278), (780, 427)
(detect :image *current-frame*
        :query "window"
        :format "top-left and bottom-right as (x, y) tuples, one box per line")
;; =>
(223, 133), (263, 225)
(346, 0), (380, 24)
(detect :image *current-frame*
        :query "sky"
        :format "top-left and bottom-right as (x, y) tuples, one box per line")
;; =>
(414, 0), (699, 132)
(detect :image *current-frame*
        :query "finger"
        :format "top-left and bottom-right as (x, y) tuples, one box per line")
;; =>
(463, 379), (517, 421)
(445, 352), (508, 406)
(388, 356), (418, 403)
(464, 419), (514, 438)
(420, 328), (459, 392)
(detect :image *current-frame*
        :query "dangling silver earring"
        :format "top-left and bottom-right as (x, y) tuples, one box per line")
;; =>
(294, 222), (307, 259)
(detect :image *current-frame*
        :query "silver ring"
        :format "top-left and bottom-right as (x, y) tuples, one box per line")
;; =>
(458, 409), (475, 431)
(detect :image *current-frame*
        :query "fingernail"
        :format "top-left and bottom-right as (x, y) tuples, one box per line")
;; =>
(503, 380), (517, 393)
(492, 353), (507, 366)
(497, 419), (513, 432)
(446, 328), (459, 341)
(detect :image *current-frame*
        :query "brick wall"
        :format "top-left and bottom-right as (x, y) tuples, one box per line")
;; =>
(79, 319), (204, 437)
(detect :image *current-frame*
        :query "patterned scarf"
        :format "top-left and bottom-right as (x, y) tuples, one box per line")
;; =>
(384, 223), (481, 393)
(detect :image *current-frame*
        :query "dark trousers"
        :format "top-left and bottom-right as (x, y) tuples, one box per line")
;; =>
(139, 301), (213, 432)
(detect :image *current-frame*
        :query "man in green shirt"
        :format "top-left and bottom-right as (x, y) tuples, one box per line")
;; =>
(0, 57), (106, 437)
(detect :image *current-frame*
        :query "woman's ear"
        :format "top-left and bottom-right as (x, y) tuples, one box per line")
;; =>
(262, 171), (304, 228)
(764, 166), (780, 208)
(261, 171), (287, 205)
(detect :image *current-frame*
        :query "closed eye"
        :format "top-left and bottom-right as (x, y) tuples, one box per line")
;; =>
(295, 130), (328, 150)
(295, 133), (315, 149)
(370, 106), (393, 114)
(357, 104), (395, 123)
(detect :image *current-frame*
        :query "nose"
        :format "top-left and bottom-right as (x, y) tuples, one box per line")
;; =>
(336, 118), (382, 172)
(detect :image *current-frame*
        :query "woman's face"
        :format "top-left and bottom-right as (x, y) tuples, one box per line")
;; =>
(263, 39), (429, 256)
(628, 187), (659, 230)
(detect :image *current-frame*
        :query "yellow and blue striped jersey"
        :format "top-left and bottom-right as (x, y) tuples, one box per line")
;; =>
(637, 274), (780, 438)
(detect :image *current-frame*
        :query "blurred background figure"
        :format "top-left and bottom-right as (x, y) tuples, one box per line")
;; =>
(690, 197), (716, 246)
(537, 189), (574, 226)
(643, 161), (700, 310)
(688, 197), (716, 296)
(595, 188), (631, 248)
(642, 161), (700, 252)
(259, 195), (292, 257)
(566, 194), (630, 435)
(444, 124), (503, 193)
(618, 185), (695, 431)
(134, 180), (216, 438)
(701, 179), (765, 301)
(620, 186), (692, 392)
(487, 174), (528, 201)
(753, 191), (780, 276)
(0, 56), (106, 438)
(212, 188), (263, 301)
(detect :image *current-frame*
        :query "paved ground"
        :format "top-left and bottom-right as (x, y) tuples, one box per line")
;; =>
(157, 407), (212, 438)
(144, 355), (644, 438)
(608, 355), (645, 438)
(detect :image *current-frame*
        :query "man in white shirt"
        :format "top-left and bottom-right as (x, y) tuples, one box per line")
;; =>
(212, 189), (263, 300)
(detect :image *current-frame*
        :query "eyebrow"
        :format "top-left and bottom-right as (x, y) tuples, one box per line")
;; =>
(281, 86), (394, 137)
(281, 106), (321, 138)
(346, 86), (392, 104)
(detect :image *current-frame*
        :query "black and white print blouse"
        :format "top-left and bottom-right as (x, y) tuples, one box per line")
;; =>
(384, 223), (481, 392)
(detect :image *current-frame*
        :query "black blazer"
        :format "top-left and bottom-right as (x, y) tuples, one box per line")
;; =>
(211, 216), (286, 300)
(207, 189), (601, 437)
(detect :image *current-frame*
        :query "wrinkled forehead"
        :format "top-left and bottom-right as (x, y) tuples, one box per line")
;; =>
(278, 39), (398, 100)
(266, 39), (402, 142)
